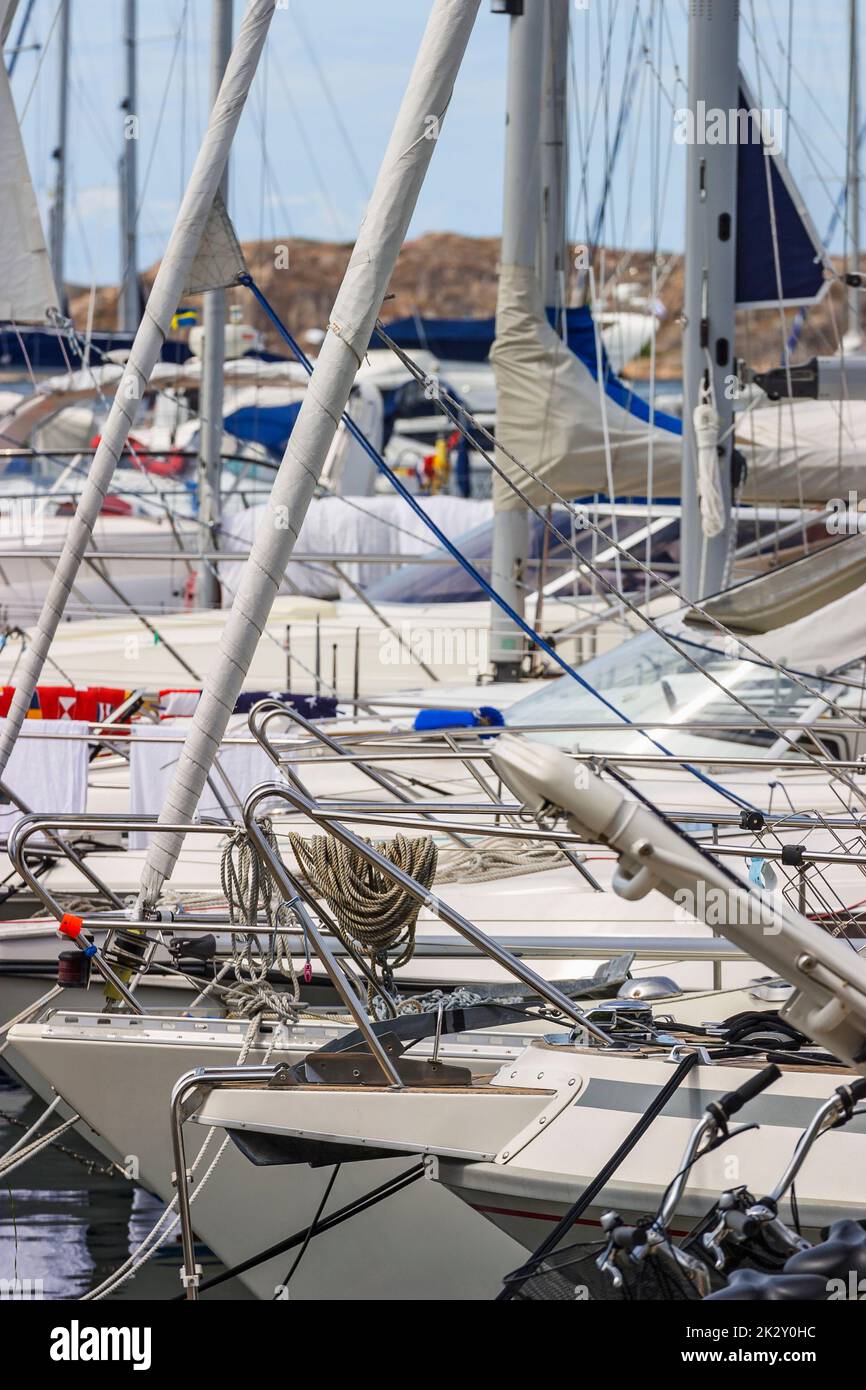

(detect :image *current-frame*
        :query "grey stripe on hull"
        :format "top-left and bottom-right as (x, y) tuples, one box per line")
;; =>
(576, 1077), (866, 1132)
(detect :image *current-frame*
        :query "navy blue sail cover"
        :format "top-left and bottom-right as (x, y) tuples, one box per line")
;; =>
(735, 87), (825, 308)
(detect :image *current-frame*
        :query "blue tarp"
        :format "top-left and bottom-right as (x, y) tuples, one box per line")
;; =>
(372, 308), (603, 365)
(373, 307), (683, 437)
(223, 400), (302, 457)
(0, 326), (191, 373)
(413, 705), (504, 733)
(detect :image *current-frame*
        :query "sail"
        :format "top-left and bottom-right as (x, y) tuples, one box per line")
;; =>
(747, 576), (866, 673)
(735, 74), (826, 309)
(184, 190), (248, 296)
(0, 2), (60, 323)
(487, 260), (866, 509)
(490, 262), (682, 508)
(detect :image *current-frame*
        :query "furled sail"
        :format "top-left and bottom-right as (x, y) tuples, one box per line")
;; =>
(488, 258), (866, 507)
(490, 262), (682, 508)
(0, 0), (60, 323)
(742, 577), (866, 675)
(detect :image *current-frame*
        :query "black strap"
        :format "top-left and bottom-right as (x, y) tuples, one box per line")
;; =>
(497, 1050), (701, 1300)
(314, 1003), (529, 1055)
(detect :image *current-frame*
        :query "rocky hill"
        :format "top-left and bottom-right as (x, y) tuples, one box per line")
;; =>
(66, 232), (859, 380)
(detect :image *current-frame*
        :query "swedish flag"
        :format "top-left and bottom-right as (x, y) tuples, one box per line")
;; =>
(171, 308), (198, 330)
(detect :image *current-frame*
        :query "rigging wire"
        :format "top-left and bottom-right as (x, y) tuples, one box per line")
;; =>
(363, 316), (866, 813)
(242, 273), (758, 811)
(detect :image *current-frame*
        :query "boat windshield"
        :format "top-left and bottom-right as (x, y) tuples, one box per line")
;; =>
(506, 627), (836, 743)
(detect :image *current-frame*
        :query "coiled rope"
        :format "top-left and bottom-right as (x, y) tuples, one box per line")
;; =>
(219, 823), (300, 1018)
(288, 832), (437, 990)
(435, 837), (567, 884)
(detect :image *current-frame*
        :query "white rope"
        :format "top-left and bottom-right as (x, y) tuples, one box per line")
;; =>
(436, 836), (566, 884)
(219, 824), (301, 1019)
(0, 1114), (80, 1181)
(693, 398), (725, 540)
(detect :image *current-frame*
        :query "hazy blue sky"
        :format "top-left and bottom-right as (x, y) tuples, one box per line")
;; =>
(7, 0), (860, 287)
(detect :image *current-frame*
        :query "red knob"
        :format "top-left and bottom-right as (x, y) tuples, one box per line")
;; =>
(59, 913), (84, 939)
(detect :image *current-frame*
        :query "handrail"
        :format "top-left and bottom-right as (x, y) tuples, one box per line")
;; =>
(1, 795), (127, 913)
(7, 813), (235, 920)
(170, 1065), (290, 1302)
(272, 719), (866, 739)
(248, 699), (471, 848)
(241, 780), (615, 1045)
(275, 748), (866, 771)
(48, 924), (757, 961)
(242, 784), (405, 1089)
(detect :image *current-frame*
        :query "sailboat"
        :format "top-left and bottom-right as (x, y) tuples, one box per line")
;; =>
(5, 0), (866, 1308)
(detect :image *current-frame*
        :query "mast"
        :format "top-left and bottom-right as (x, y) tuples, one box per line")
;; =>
(138, 0), (483, 911)
(196, 0), (233, 609)
(49, 0), (70, 307)
(680, 0), (739, 600)
(118, 0), (138, 331)
(847, 0), (862, 351)
(0, 0), (277, 784)
(538, 0), (569, 322)
(489, 0), (545, 681)
(5, 0), (38, 79)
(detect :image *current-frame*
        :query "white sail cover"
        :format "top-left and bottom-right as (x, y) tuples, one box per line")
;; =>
(688, 532), (866, 634)
(490, 263), (682, 508)
(0, 356), (310, 447)
(490, 264), (866, 509)
(138, 0), (483, 907)
(739, 580), (866, 674)
(735, 398), (866, 505)
(0, 1), (60, 323)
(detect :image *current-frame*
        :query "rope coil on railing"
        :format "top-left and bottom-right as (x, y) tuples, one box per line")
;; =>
(219, 823), (300, 1017)
(288, 831), (437, 988)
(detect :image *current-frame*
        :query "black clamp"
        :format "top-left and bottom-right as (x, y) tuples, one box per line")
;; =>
(780, 845), (806, 867)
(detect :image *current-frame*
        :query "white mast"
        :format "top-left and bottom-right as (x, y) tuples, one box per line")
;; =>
(0, 0), (277, 783)
(489, 0), (545, 681)
(197, 0), (233, 609)
(679, 0), (738, 599)
(118, 0), (138, 332)
(49, 0), (70, 306)
(138, 0), (483, 910)
(847, 0), (862, 352)
(538, 0), (568, 319)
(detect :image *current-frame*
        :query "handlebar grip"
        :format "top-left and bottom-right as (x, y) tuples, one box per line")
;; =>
(723, 1208), (760, 1239)
(842, 1076), (866, 1105)
(713, 1064), (781, 1121)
